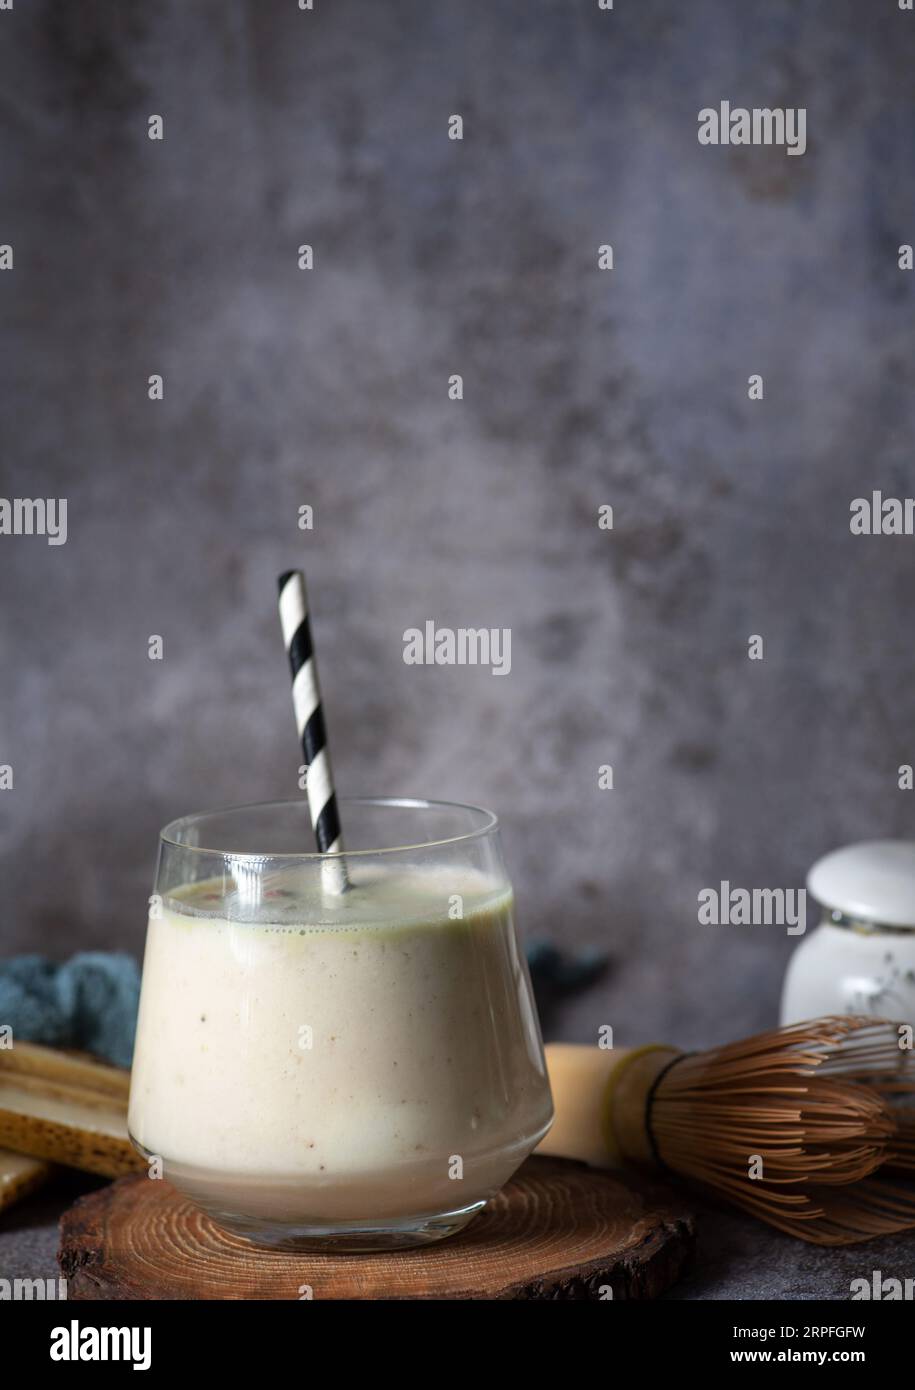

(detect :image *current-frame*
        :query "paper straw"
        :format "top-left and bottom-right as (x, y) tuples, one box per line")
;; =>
(277, 570), (349, 894)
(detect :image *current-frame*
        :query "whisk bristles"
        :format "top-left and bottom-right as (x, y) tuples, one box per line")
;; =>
(649, 1017), (915, 1244)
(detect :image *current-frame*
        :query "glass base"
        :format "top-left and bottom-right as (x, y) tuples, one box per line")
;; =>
(129, 1135), (506, 1251)
(204, 1199), (488, 1252)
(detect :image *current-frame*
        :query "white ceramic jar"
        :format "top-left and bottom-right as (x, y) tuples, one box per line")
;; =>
(781, 841), (915, 1027)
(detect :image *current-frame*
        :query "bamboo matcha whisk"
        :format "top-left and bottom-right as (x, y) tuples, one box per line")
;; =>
(540, 1016), (915, 1245)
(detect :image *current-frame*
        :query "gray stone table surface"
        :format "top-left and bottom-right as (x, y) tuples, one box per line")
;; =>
(2, 1171), (912, 1301)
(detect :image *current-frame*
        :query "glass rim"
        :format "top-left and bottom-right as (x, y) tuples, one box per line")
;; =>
(159, 796), (500, 861)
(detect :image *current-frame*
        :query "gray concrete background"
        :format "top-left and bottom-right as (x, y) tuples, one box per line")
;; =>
(2, 0), (915, 1052)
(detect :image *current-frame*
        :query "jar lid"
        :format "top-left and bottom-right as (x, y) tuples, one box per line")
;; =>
(808, 840), (915, 929)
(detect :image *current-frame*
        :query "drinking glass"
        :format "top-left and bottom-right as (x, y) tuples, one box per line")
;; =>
(128, 797), (553, 1250)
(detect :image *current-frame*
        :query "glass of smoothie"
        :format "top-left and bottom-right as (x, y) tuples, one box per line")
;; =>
(128, 797), (553, 1250)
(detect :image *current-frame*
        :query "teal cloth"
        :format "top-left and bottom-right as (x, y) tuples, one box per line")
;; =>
(0, 953), (140, 1069)
(0, 943), (603, 1067)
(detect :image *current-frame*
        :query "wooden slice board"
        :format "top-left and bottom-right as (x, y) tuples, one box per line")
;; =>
(58, 1156), (695, 1300)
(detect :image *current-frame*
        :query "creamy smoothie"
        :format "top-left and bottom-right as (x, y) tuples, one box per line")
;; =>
(128, 863), (552, 1237)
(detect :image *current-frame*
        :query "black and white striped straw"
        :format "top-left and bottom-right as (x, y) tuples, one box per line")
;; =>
(277, 569), (348, 893)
